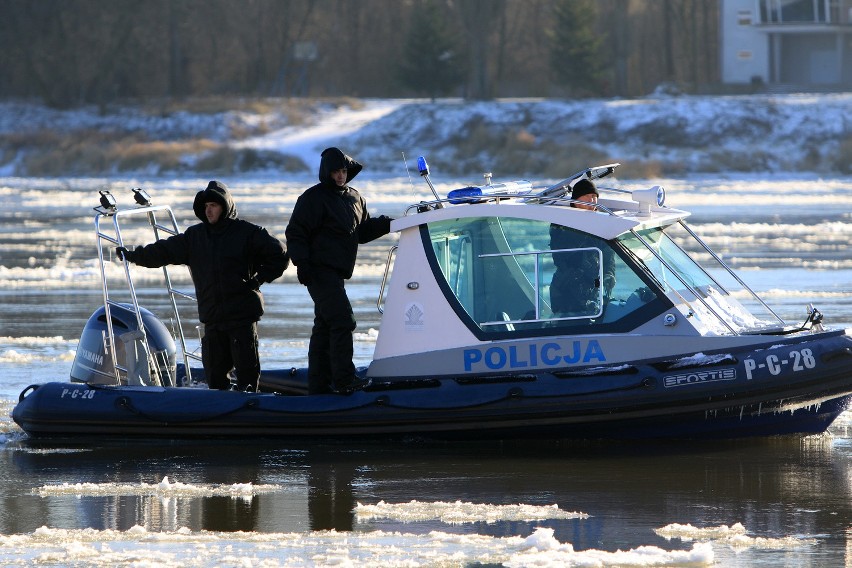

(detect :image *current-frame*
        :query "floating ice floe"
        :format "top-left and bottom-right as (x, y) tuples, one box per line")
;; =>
(0, 525), (714, 567)
(655, 522), (817, 550)
(354, 500), (589, 524)
(35, 476), (282, 498)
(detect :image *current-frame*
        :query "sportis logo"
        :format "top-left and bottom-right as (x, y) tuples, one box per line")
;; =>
(663, 368), (736, 388)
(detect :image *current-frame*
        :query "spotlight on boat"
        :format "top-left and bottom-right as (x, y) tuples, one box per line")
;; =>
(98, 190), (117, 212)
(132, 187), (152, 207)
(631, 185), (665, 215)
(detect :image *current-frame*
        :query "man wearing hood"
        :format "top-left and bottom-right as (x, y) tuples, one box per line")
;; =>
(285, 147), (393, 395)
(117, 180), (289, 392)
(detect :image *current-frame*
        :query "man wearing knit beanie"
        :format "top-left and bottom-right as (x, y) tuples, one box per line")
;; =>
(570, 178), (599, 210)
(549, 177), (615, 315)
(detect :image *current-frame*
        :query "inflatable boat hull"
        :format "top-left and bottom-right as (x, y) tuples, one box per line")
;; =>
(13, 332), (852, 442)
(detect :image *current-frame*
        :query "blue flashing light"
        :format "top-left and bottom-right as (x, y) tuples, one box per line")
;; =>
(417, 156), (429, 176)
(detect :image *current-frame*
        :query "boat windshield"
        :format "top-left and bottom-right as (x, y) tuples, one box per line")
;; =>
(424, 216), (660, 336)
(618, 225), (782, 333)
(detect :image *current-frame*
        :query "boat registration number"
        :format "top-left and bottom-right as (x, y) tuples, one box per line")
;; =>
(60, 388), (96, 400)
(743, 348), (817, 380)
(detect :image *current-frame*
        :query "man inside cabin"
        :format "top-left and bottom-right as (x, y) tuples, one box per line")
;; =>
(549, 178), (616, 316)
(116, 180), (289, 392)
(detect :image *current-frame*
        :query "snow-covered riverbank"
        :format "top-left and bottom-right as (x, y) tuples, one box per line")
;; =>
(1, 93), (850, 178)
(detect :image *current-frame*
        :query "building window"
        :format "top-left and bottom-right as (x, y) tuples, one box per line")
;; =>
(760, 0), (829, 24)
(738, 10), (753, 25)
(737, 50), (754, 60)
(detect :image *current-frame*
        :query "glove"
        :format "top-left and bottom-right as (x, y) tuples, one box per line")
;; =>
(637, 287), (656, 302)
(378, 215), (394, 235)
(296, 263), (313, 286)
(244, 276), (261, 291)
(116, 246), (132, 262)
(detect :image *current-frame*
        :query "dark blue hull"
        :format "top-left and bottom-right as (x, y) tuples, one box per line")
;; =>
(12, 331), (852, 442)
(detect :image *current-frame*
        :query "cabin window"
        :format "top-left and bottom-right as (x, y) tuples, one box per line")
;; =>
(621, 226), (778, 332)
(425, 217), (658, 335)
(619, 228), (714, 293)
(431, 232), (474, 315)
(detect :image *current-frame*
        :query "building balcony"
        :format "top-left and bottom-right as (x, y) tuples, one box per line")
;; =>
(755, 0), (852, 25)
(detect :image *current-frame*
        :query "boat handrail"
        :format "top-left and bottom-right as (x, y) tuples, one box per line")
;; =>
(539, 163), (621, 197)
(476, 246), (605, 324)
(377, 245), (398, 314)
(95, 203), (200, 387)
(403, 194), (620, 216)
(677, 220), (785, 326)
(627, 227), (739, 335)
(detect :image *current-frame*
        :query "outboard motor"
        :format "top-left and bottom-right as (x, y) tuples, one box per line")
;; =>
(70, 304), (176, 386)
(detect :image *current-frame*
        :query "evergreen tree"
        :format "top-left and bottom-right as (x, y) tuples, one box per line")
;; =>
(548, 0), (606, 96)
(396, 0), (466, 100)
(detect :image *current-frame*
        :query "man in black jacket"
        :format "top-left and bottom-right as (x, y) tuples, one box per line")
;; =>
(117, 180), (288, 391)
(550, 179), (616, 316)
(285, 147), (392, 394)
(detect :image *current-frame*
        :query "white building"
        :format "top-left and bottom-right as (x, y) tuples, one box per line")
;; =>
(721, 0), (852, 88)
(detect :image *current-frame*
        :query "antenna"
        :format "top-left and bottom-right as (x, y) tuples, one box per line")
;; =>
(402, 152), (416, 194)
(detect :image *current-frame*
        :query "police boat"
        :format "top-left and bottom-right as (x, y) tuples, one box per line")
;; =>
(12, 163), (852, 441)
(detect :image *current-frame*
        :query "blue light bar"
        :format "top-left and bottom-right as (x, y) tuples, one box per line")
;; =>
(447, 180), (533, 204)
(447, 186), (482, 204)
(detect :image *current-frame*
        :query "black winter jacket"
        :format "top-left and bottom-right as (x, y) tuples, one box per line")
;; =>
(550, 224), (615, 283)
(285, 148), (391, 279)
(126, 181), (288, 324)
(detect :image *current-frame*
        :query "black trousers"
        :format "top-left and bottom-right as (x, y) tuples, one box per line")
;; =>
(201, 321), (260, 391)
(306, 266), (357, 394)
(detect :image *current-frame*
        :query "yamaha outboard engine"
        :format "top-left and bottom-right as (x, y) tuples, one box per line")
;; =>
(71, 304), (176, 386)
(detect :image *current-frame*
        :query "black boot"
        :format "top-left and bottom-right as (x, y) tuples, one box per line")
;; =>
(333, 377), (372, 395)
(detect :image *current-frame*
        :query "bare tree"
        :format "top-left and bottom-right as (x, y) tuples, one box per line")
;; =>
(455, 0), (506, 100)
(548, 0), (607, 96)
(0, 0), (721, 104)
(397, 0), (466, 100)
